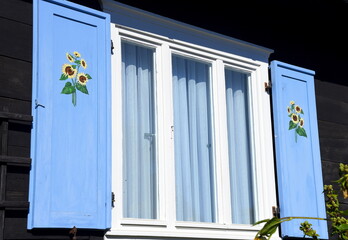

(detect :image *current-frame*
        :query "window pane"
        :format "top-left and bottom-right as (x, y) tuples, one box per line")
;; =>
(172, 55), (216, 223)
(225, 69), (255, 224)
(122, 42), (157, 219)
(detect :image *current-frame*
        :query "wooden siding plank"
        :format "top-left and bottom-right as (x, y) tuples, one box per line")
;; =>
(320, 137), (348, 163)
(8, 124), (31, 148)
(0, 156), (31, 166)
(316, 95), (348, 125)
(0, 18), (32, 62)
(0, 111), (32, 122)
(316, 79), (348, 104)
(6, 166), (29, 202)
(0, 113), (9, 240)
(0, 201), (29, 209)
(0, 56), (32, 101)
(0, 97), (32, 116)
(318, 120), (348, 140)
(0, 0), (33, 25)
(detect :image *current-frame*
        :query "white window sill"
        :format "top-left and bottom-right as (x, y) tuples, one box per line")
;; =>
(105, 220), (282, 240)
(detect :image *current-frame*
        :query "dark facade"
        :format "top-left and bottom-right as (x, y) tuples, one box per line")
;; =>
(0, 0), (347, 239)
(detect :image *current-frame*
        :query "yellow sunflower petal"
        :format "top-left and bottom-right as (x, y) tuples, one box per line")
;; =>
(73, 51), (81, 58)
(291, 113), (299, 124)
(295, 105), (302, 113)
(62, 64), (72, 75)
(81, 59), (87, 69)
(77, 73), (88, 85)
(66, 53), (74, 63)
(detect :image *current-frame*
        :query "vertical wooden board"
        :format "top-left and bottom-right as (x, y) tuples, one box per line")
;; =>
(271, 61), (328, 239)
(29, 0), (111, 229)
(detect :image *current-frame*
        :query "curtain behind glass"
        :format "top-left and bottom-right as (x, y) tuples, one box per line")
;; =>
(122, 42), (157, 219)
(172, 55), (215, 223)
(225, 69), (254, 224)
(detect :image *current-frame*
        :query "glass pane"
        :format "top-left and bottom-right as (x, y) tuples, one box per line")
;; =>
(172, 55), (216, 223)
(122, 42), (157, 219)
(225, 68), (255, 224)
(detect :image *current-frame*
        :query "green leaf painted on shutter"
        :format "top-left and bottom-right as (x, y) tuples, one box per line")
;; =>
(76, 83), (89, 94)
(61, 82), (76, 94)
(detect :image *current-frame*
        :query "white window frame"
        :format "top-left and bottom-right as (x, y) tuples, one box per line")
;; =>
(108, 13), (278, 240)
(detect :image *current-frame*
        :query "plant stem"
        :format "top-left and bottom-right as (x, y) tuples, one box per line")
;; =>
(72, 65), (80, 107)
(72, 91), (76, 106)
(295, 129), (298, 143)
(279, 216), (326, 222)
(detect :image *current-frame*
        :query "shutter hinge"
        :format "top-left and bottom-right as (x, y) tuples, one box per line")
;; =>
(272, 206), (280, 218)
(111, 40), (114, 55)
(69, 226), (77, 240)
(264, 81), (272, 93)
(111, 192), (115, 208)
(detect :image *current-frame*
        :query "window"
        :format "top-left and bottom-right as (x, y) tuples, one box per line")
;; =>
(109, 8), (277, 239)
(225, 69), (255, 224)
(122, 41), (157, 219)
(172, 55), (215, 223)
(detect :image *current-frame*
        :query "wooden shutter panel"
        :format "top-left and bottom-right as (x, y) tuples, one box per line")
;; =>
(271, 60), (328, 239)
(28, 0), (111, 229)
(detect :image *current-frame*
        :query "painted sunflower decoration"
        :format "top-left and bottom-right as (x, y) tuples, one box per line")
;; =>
(287, 100), (307, 142)
(59, 51), (92, 106)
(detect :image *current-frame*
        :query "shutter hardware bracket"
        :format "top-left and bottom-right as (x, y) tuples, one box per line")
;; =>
(264, 81), (272, 93)
(112, 192), (115, 208)
(111, 40), (114, 55)
(69, 226), (77, 240)
(272, 206), (280, 218)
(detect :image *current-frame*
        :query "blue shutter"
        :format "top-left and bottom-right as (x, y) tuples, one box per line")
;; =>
(28, 0), (111, 229)
(271, 61), (328, 238)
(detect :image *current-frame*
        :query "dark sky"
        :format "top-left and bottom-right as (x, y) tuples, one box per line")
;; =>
(78, 0), (348, 84)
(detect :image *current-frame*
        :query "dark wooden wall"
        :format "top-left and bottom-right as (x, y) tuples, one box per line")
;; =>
(316, 80), (348, 223)
(0, 0), (104, 239)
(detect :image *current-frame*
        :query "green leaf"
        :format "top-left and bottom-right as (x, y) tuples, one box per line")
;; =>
(253, 218), (271, 226)
(289, 120), (297, 130)
(59, 74), (68, 80)
(296, 127), (307, 137)
(337, 224), (348, 232)
(72, 65), (77, 69)
(75, 60), (81, 65)
(76, 83), (89, 94)
(258, 217), (282, 236)
(61, 82), (76, 94)
(85, 73), (92, 79)
(301, 109), (304, 114)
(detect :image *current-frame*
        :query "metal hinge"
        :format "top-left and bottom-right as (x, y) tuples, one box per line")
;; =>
(111, 40), (114, 55)
(69, 226), (77, 240)
(264, 81), (272, 91)
(264, 81), (272, 94)
(272, 206), (280, 218)
(111, 192), (115, 208)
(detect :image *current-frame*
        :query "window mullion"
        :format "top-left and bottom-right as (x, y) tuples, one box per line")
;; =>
(212, 59), (233, 225)
(160, 43), (176, 228)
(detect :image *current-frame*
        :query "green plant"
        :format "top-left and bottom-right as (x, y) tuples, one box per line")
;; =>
(254, 216), (325, 240)
(254, 163), (348, 240)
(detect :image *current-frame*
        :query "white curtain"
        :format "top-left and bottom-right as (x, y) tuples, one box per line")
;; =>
(122, 42), (157, 219)
(225, 69), (254, 224)
(172, 55), (215, 223)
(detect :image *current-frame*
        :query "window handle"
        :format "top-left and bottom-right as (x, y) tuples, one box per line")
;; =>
(144, 133), (156, 142)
